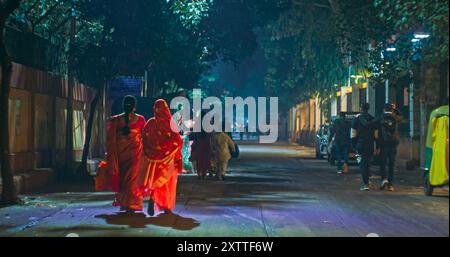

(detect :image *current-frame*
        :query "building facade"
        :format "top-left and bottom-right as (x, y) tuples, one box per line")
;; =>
(3, 62), (106, 183)
(287, 69), (449, 167)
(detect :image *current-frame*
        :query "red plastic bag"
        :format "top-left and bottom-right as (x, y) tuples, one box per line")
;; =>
(95, 160), (119, 192)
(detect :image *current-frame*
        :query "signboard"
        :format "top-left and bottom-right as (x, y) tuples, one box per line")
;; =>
(108, 77), (143, 100)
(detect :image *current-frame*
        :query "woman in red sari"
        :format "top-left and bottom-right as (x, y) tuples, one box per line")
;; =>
(136, 99), (183, 216)
(99, 95), (146, 212)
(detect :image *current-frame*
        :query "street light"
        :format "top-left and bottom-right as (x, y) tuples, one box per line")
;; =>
(386, 47), (397, 52)
(413, 33), (430, 39)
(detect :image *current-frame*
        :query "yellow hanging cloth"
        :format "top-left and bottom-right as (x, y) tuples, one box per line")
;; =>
(429, 115), (449, 186)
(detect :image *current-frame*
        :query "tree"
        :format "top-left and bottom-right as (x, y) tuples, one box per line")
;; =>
(261, 0), (387, 112)
(193, 0), (289, 98)
(8, 0), (106, 179)
(374, 0), (448, 64)
(71, 0), (214, 175)
(72, 40), (107, 178)
(0, 0), (22, 205)
(373, 0), (449, 166)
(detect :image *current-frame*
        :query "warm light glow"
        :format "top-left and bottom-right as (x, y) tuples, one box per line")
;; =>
(336, 91), (341, 97)
(361, 82), (367, 89)
(351, 75), (364, 84)
(346, 87), (353, 94)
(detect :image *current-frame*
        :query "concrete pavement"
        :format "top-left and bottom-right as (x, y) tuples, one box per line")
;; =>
(0, 143), (448, 237)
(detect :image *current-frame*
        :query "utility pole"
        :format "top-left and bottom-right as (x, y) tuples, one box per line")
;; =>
(348, 51), (352, 88)
(143, 70), (148, 98)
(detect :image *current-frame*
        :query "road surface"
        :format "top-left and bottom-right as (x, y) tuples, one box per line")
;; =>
(0, 143), (448, 237)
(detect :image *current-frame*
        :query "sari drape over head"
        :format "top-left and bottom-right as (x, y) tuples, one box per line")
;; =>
(136, 99), (183, 212)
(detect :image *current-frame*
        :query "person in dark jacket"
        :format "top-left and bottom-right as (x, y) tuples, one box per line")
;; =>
(351, 103), (378, 191)
(189, 130), (212, 180)
(330, 116), (351, 174)
(189, 111), (213, 180)
(376, 103), (403, 191)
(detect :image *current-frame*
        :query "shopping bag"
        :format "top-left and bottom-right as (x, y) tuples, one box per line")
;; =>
(95, 160), (119, 192)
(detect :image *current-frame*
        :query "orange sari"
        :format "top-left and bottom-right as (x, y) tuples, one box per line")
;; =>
(136, 99), (183, 212)
(97, 114), (146, 211)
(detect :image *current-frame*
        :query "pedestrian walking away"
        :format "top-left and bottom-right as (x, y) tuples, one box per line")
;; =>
(330, 116), (351, 174)
(376, 103), (403, 192)
(135, 99), (183, 216)
(95, 95), (146, 212)
(351, 103), (378, 191)
(190, 126), (213, 180)
(211, 131), (236, 181)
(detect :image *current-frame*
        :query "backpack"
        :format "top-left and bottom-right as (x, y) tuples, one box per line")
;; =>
(381, 114), (397, 143)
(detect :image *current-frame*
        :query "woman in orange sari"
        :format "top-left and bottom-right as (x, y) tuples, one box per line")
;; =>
(101, 95), (146, 212)
(136, 99), (183, 216)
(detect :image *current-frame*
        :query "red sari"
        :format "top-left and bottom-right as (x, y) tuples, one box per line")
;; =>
(97, 114), (146, 211)
(136, 99), (183, 212)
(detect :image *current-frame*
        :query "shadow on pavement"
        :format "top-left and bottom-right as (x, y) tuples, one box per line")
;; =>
(95, 212), (200, 230)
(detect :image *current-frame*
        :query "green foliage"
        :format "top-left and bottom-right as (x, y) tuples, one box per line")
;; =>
(372, 0), (449, 79)
(263, 0), (449, 112)
(263, 1), (357, 111)
(6, 0), (448, 102)
(7, 0), (213, 92)
(168, 0), (212, 30)
(7, 0), (105, 81)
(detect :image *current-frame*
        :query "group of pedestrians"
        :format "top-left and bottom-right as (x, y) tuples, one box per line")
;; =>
(189, 122), (238, 181)
(96, 96), (238, 216)
(331, 102), (403, 192)
(96, 96), (184, 216)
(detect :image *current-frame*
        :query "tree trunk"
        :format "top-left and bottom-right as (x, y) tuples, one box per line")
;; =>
(0, 21), (17, 205)
(419, 62), (440, 168)
(64, 16), (76, 178)
(76, 86), (101, 176)
(419, 62), (427, 168)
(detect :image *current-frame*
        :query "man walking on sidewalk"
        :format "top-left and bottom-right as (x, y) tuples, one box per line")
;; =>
(351, 103), (378, 191)
(376, 103), (403, 192)
(330, 116), (351, 174)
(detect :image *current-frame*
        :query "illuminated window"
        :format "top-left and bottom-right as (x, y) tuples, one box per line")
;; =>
(73, 110), (85, 150)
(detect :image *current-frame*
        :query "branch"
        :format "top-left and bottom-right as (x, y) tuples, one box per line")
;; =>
(31, 0), (63, 29)
(292, 0), (331, 10)
(24, 0), (40, 16)
(48, 12), (70, 34)
(327, 0), (341, 14)
(75, 22), (87, 35)
(313, 3), (331, 9)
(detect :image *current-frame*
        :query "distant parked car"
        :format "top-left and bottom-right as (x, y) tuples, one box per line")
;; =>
(315, 124), (330, 159)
